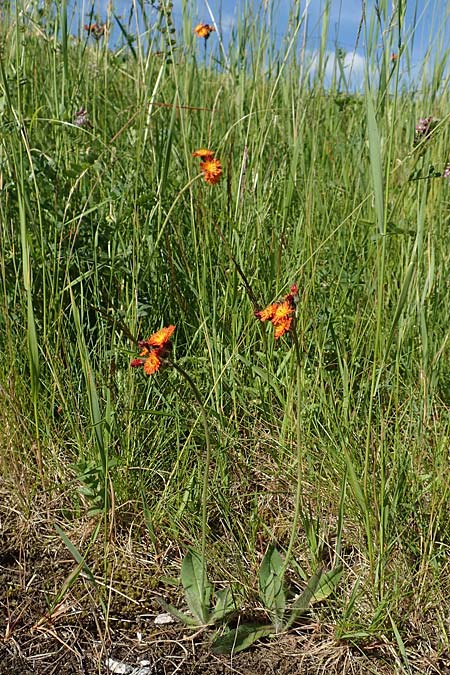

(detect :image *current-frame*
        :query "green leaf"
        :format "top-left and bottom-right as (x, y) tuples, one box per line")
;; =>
(259, 544), (286, 630)
(212, 624), (273, 654)
(284, 567), (323, 629)
(311, 566), (343, 603)
(181, 549), (211, 624)
(155, 597), (199, 627)
(211, 587), (236, 622)
(55, 524), (98, 587)
(366, 90), (384, 235)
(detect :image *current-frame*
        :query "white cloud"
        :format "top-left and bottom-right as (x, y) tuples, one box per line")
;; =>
(307, 49), (367, 90)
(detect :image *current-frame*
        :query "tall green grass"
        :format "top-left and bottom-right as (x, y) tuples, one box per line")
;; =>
(1, 0), (449, 660)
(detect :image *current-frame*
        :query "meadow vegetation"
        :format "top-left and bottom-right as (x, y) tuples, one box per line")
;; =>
(0, 0), (449, 672)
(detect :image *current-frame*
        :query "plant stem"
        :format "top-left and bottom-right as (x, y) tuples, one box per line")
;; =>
(172, 362), (211, 567)
(281, 318), (304, 575)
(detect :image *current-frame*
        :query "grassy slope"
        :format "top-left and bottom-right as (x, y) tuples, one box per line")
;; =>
(1, 0), (449, 663)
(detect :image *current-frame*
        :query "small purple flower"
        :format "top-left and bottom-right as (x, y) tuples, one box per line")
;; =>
(414, 116), (436, 145)
(415, 117), (432, 134)
(74, 108), (92, 129)
(443, 162), (450, 183)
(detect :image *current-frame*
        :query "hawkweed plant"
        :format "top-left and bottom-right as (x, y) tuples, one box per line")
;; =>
(255, 284), (304, 571)
(213, 285), (342, 653)
(131, 326), (234, 627)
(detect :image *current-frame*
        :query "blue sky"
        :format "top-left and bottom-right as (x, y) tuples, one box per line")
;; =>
(73, 0), (449, 89)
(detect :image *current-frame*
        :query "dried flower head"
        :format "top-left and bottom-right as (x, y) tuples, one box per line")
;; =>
(131, 325), (176, 376)
(255, 285), (298, 340)
(194, 23), (215, 39)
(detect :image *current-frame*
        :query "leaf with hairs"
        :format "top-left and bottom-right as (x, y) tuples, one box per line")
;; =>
(212, 624), (273, 654)
(181, 549), (211, 624)
(284, 568), (323, 629)
(259, 544), (285, 631)
(155, 597), (199, 627)
(311, 566), (343, 603)
(211, 587), (236, 622)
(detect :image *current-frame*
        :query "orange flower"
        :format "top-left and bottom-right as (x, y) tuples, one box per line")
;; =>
(255, 303), (278, 322)
(255, 287), (298, 340)
(273, 317), (292, 339)
(200, 157), (222, 185)
(272, 300), (294, 325)
(131, 325), (176, 376)
(194, 23), (215, 39)
(193, 148), (215, 160)
(146, 325), (176, 347)
(84, 22), (106, 39)
(143, 350), (162, 376)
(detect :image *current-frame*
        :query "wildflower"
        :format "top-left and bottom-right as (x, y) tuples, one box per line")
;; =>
(192, 148), (223, 185)
(84, 22), (106, 39)
(192, 148), (215, 161)
(73, 107), (92, 129)
(194, 23), (215, 40)
(444, 162), (450, 183)
(131, 325), (176, 376)
(200, 157), (222, 185)
(256, 303), (278, 322)
(414, 116), (437, 145)
(144, 325), (176, 347)
(255, 285), (298, 340)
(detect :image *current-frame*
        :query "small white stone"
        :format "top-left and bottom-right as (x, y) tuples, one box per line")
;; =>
(154, 612), (174, 625)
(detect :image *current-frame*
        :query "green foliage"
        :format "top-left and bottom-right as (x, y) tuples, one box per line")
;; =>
(158, 549), (236, 627)
(258, 544), (286, 632)
(1, 0), (450, 661)
(75, 458), (115, 516)
(212, 545), (341, 653)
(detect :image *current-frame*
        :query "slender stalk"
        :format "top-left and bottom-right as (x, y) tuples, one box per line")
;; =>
(171, 362), (211, 569)
(281, 318), (304, 574)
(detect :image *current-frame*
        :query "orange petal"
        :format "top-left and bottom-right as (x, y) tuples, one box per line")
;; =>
(147, 325), (176, 347)
(272, 300), (294, 324)
(143, 351), (162, 375)
(193, 148), (215, 160)
(273, 318), (292, 339)
(256, 303), (278, 322)
(203, 170), (222, 185)
(200, 158), (222, 184)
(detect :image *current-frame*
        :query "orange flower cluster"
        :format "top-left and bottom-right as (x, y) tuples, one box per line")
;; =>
(84, 22), (106, 40)
(192, 148), (222, 185)
(131, 325), (176, 376)
(255, 285), (298, 339)
(194, 23), (215, 39)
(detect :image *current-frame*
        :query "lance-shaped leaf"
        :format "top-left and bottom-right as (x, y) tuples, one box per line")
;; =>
(259, 544), (286, 631)
(284, 567), (323, 629)
(212, 624), (273, 654)
(181, 549), (211, 624)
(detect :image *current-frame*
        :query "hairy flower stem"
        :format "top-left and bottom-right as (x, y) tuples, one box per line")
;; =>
(172, 362), (211, 571)
(281, 318), (304, 576)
